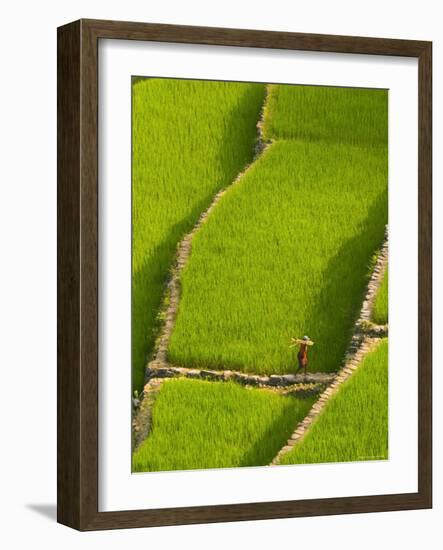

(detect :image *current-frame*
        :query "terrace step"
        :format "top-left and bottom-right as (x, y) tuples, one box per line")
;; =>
(146, 361), (336, 389)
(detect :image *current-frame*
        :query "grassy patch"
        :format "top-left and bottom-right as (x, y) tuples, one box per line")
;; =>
(279, 339), (388, 465)
(169, 82), (388, 374)
(132, 78), (265, 390)
(262, 84), (388, 146)
(132, 379), (315, 472)
(372, 268), (388, 325)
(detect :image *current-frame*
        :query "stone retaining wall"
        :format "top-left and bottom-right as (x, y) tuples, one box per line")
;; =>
(146, 363), (335, 388)
(132, 378), (164, 452)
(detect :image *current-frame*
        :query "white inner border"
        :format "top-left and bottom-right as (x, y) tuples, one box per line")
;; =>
(99, 39), (418, 512)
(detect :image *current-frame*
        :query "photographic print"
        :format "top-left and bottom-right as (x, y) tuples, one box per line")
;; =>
(131, 77), (389, 473)
(57, 20), (432, 529)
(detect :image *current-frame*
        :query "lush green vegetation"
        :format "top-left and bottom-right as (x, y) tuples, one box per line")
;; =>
(372, 268), (388, 325)
(263, 84), (388, 146)
(169, 85), (388, 374)
(132, 78), (265, 390)
(279, 339), (388, 465)
(132, 379), (315, 472)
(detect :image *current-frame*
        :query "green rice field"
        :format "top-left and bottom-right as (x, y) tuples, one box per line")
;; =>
(132, 78), (265, 390)
(132, 80), (389, 472)
(132, 379), (315, 472)
(262, 84), (388, 146)
(372, 268), (389, 325)
(279, 339), (388, 465)
(168, 84), (388, 373)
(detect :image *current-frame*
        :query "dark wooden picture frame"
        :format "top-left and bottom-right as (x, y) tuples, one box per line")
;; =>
(57, 18), (432, 531)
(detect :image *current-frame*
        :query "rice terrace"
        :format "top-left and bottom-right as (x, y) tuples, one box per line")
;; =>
(131, 77), (389, 473)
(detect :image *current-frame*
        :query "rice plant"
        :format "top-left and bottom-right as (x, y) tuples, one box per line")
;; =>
(169, 84), (388, 373)
(132, 78), (265, 390)
(372, 268), (388, 325)
(132, 379), (315, 472)
(262, 83), (388, 146)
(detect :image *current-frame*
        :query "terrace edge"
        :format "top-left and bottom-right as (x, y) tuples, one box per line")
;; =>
(57, 19), (432, 531)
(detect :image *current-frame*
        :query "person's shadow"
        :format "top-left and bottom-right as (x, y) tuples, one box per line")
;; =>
(26, 504), (57, 522)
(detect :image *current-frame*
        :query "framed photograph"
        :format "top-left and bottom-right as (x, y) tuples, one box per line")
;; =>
(57, 19), (432, 530)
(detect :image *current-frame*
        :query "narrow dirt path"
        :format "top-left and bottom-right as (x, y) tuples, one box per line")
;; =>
(146, 363), (335, 387)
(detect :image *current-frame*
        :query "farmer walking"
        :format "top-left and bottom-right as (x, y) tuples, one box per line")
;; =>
(290, 335), (314, 376)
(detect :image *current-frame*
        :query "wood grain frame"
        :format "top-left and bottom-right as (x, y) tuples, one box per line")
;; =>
(57, 19), (432, 531)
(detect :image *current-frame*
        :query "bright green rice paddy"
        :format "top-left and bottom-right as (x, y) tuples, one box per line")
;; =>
(372, 268), (389, 325)
(279, 339), (388, 465)
(168, 84), (388, 374)
(132, 81), (389, 472)
(132, 78), (265, 390)
(132, 379), (315, 472)
(262, 84), (388, 146)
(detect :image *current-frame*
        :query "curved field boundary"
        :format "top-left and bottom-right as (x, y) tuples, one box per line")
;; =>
(148, 86), (273, 368)
(271, 230), (389, 465)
